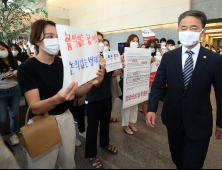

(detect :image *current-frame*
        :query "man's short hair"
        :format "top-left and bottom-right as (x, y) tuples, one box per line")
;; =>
(178, 10), (207, 28)
(167, 39), (175, 46)
(104, 39), (110, 46)
(160, 38), (166, 43)
(178, 41), (181, 45)
(205, 44), (209, 47)
(154, 38), (159, 43)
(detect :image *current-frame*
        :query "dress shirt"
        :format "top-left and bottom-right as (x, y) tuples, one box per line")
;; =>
(182, 43), (200, 71)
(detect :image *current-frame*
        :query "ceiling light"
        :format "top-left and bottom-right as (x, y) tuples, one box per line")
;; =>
(209, 34), (222, 36)
(206, 29), (222, 32)
(213, 37), (222, 39)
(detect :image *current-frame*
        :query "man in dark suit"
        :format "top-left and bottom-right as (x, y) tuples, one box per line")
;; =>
(146, 10), (222, 169)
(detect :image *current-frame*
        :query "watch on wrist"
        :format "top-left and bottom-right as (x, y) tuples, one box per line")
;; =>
(26, 45), (29, 47)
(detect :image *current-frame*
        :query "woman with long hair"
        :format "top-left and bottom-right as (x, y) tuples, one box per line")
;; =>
(0, 41), (21, 145)
(121, 34), (140, 135)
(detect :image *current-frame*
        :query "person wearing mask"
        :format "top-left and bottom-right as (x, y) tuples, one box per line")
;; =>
(205, 44), (209, 49)
(160, 38), (167, 53)
(0, 42), (21, 146)
(141, 39), (163, 119)
(178, 41), (182, 47)
(85, 32), (125, 169)
(146, 10), (222, 169)
(120, 34), (140, 135)
(17, 19), (106, 169)
(160, 38), (167, 46)
(166, 39), (176, 52)
(10, 44), (27, 63)
(104, 39), (110, 51)
(154, 38), (160, 44)
(103, 39), (120, 123)
(211, 46), (216, 52)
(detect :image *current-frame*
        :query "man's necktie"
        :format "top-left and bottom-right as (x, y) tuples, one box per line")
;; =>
(183, 50), (194, 89)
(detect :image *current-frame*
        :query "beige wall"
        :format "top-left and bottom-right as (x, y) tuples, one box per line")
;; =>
(69, 0), (190, 32)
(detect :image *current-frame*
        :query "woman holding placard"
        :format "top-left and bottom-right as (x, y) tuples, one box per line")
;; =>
(141, 39), (163, 120)
(17, 20), (106, 169)
(120, 34), (141, 135)
(85, 32), (125, 169)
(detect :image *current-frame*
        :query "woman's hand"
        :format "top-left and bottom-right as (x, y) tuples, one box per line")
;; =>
(56, 81), (78, 103)
(90, 69), (105, 87)
(4, 72), (17, 79)
(121, 55), (126, 69)
(151, 57), (156, 63)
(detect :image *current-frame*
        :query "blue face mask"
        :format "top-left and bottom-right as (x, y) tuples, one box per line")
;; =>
(150, 48), (155, 54)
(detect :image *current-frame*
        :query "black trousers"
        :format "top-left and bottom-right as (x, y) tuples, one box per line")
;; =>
(167, 123), (210, 169)
(85, 97), (112, 158)
(69, 104), (85, 133)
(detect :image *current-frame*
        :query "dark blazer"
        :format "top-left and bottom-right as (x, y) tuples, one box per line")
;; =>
(148, 46), (222, 141)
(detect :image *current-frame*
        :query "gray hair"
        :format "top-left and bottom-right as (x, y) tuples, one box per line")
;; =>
(178, 10), (207, 28)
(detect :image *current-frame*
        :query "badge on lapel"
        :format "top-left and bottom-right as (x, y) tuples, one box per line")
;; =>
(203, 56), (207, 59)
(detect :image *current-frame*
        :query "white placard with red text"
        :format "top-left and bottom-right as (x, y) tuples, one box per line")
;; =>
(150, 56), (162, 87)
(56, 25), (100, 90)
(141, 28), (156, 44)
(103, 51), (123, 72)
(123, 47), (151, 109)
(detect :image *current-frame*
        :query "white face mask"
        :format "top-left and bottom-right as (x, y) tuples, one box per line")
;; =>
(104, 46), (110, 51)
(179, 44), (182, 47)
(179, 29), (203, 47)
(99, 43), (104, 53)
(0, 51), (8, 58)
(12, 51), (19, 56)
(150, 48), (155, 54)
(161, 43), (166, 46)
(130, 42), (138, 48)
(168, 46), (175, 51)
(40, 38), (60, 56)
(205, 47), (209, 49)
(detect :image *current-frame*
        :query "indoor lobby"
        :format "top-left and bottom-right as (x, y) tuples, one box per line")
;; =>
(0, 0), (222, 169)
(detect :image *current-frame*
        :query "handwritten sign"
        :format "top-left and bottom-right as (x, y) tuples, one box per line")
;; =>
(103, 51), (123, 72)
(123, 47), (151, 109)
(56, 25), (100, 90)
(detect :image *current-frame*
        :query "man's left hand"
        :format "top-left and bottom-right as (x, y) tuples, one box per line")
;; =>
(216, 126), (222, 140)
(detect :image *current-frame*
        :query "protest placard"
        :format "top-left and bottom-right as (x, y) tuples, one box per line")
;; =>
(103, 51), (123, 72)
(150, 56), (162, 87)
(56, 25), (100, 90)
(141, 28), (156, 44)
(123, 47), (151, 109)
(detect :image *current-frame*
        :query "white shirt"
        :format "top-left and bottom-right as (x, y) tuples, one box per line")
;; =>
(0, 61), (21, 89)
(182, 43), (200, 71)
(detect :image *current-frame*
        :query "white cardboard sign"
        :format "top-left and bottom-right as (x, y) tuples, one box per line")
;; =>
(56, 25), (100, 90)
(103, 51), (123, 72)
(123, 47), (151, 109)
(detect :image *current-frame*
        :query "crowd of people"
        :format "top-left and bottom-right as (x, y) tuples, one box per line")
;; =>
(0, 10), (222, 169)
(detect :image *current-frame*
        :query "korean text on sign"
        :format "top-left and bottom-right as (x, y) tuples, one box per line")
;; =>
(56, 25), (100, 90)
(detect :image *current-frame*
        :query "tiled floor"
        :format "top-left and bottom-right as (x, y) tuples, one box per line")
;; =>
(9, 89), (222, 169)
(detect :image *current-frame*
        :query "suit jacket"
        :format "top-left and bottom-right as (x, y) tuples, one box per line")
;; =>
(148, 46), (222, 141)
